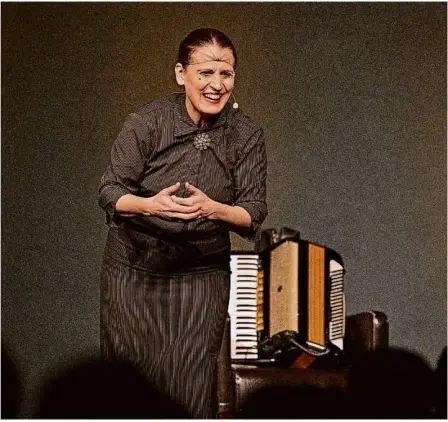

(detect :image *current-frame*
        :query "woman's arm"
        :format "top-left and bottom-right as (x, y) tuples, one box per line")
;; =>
(208, 202), (252, 228)
(98, 113), (151, 224)
(99, 113), (200, 224)
(206, 202), (253, 238)
(229, 128), (268, 240)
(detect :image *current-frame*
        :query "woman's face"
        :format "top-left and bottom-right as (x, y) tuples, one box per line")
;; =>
(175, 43), (235, 125)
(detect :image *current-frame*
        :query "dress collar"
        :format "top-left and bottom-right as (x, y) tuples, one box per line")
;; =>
(172, 92), (230, 137)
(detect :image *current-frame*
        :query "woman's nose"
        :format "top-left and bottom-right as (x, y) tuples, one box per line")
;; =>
(209, 73), (223, 90)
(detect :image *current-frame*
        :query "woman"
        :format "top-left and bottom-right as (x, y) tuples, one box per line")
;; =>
(99, 28), (267, 418)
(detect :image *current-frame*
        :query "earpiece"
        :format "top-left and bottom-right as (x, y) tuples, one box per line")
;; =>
(231, 92), (239, 109)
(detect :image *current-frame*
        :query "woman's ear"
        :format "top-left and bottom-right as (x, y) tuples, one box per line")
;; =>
(175, 63), (185, 86)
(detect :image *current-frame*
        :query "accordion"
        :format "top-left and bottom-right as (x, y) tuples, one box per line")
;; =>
(228, 229), (345, 362)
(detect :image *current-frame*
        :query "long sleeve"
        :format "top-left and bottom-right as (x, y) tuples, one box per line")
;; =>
(98, 112), (153, 226)
(233, 128), (268, 241)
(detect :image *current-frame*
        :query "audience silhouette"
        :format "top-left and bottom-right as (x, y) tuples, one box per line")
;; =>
(35, 358), (189, 419)
(346, 347), (436, 418)
(3, 345), (446, 419)
(1, 346), (21, 419)
(434, 346), (447, 419)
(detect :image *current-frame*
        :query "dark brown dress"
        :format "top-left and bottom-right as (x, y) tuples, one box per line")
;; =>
(98, 93), (267, 418)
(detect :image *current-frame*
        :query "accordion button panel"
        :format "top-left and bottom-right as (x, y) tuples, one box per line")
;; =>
(329, 259), (345, 350)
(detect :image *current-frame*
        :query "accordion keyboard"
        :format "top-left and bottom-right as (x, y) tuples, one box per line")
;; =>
(229, 254), (260, 360)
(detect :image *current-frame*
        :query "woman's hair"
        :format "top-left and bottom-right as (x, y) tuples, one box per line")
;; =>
(177, 28), (238, 70)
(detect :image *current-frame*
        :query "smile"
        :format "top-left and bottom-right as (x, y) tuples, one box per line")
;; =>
(203, 93), (223, 103)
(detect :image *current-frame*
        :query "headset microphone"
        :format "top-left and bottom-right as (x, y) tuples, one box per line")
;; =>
(231, 92), (239, 109)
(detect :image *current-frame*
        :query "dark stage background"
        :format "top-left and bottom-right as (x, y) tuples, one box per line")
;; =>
(2, 2), (446, 417)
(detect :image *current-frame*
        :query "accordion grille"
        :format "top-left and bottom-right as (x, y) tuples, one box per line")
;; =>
(269, 241), (299, 335)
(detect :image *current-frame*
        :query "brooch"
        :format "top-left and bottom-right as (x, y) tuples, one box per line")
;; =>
(192, 133), (211, 150)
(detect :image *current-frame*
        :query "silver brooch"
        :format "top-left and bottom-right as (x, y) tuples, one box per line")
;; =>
(192, 133), (211, 150)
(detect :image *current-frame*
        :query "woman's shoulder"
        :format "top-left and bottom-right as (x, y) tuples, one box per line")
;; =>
(132, 93), (180, 120)
(226, 107), (263, 137)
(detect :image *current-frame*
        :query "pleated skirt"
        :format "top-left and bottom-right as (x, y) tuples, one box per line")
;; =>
(100, 256), (230, 419)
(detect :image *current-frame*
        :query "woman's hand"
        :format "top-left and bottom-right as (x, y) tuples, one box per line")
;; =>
(170, 182), (218, 219)
(146, 182), (202, 220)
(171, 183), (252, 231)
(115, 183), (202, 220)
(117, 182), (252, 228)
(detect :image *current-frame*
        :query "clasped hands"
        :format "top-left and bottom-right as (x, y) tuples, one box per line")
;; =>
(147, 182), (217, 221)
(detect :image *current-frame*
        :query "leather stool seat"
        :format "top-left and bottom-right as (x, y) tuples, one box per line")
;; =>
(217, 311), (389, 417)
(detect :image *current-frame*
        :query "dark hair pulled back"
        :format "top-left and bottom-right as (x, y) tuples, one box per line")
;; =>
(177, 28), (238, 70)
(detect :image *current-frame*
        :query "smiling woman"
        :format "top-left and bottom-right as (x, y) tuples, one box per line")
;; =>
(98, 28), (267, 419)
(175, 42), (236, 125)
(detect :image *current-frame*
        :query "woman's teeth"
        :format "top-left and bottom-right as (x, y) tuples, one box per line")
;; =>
(203, 94), (221, 101)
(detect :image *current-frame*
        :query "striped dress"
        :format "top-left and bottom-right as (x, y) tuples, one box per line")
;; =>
(99, 93), (267, 418)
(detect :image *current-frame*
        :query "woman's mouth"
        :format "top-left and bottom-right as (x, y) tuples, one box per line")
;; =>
(203, 93), (223, 104)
